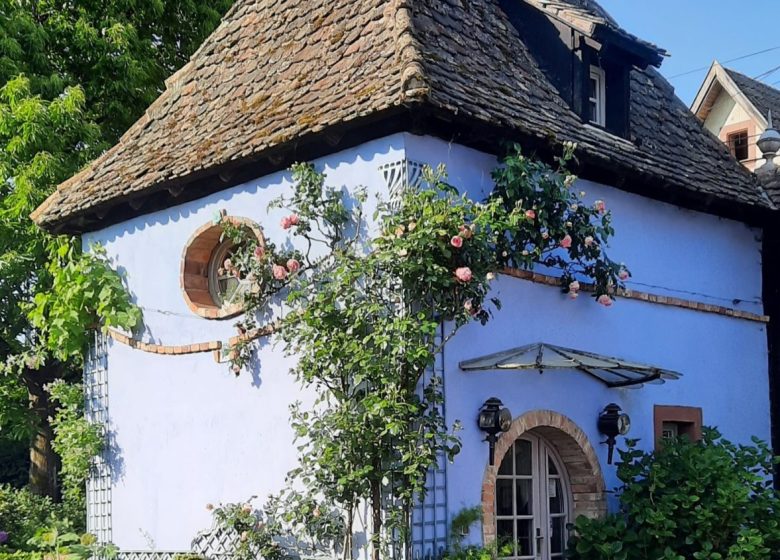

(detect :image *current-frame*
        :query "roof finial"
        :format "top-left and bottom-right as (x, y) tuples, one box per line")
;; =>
(757, 112), (780, 169)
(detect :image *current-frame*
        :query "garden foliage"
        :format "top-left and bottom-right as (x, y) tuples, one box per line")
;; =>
(568, 429), (780, 560)
(0, 0), (233, 506)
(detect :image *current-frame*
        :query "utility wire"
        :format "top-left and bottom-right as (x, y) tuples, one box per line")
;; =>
(754, 63), (780, 81)
(668, 45), (780, 79)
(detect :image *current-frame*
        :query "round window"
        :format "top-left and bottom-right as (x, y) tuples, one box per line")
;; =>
(208, 239), (243, 308)
(181, 217), (263, 319)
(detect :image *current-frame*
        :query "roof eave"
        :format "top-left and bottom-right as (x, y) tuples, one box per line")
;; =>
(37, 103), (774, 235)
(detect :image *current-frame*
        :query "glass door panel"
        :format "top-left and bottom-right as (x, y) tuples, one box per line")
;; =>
(495, 436), (570, 560)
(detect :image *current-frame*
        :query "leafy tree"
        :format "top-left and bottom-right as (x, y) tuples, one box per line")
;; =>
(0, 0), (233, 499)
(568, 429), (780, 560)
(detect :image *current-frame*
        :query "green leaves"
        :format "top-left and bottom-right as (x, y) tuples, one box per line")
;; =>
(568, 429), (780, 560)
(47, 380), (103, 515)
(28, 242), (141, 363)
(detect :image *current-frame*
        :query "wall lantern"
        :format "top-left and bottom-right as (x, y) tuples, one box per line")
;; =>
(598, 403), (631, 464)
(478, 397), (513, 465)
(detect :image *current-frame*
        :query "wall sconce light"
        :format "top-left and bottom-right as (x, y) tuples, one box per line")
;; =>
(598, 403), (631, 464)
(478, 397), (512, 465)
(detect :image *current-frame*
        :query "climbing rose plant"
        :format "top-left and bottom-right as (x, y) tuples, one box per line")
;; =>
(217, 144), (627, 559)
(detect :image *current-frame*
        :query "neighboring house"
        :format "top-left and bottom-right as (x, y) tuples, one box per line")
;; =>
(692, 60), (780, 170)
(32, 1), (778, 560)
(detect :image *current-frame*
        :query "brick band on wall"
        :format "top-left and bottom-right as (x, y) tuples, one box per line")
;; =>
(107, 324), (276, 357)
(501, 268), (769, 323)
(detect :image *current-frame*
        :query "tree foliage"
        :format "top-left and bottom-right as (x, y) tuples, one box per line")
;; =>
(217, 145), (626, 559)
(568, 429), (780, 560)
(0, 0), (234, 498)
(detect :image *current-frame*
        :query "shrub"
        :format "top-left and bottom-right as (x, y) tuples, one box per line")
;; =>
(0, 485), (62, 550)
(0, 553), (44, 560)
(568, 428), (780, 560)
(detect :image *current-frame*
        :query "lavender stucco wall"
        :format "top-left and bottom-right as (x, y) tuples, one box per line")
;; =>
(403, 136), (768, 547)
(83, 133), (769, 552)
(83, 135), (408, 551)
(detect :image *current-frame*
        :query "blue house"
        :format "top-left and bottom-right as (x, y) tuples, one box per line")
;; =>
(32, 1), (777, 559)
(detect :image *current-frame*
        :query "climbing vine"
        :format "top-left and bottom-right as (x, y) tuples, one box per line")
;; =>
(217, 145), (626, 559)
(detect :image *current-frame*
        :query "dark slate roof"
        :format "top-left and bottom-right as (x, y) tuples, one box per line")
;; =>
(725, 67), (780, 122)
(523, 0), (667, 63)
(32, 0), (769, 232)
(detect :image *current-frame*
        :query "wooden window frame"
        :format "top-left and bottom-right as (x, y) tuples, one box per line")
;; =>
(588, 66), (606, 127)
(727, 129), (749, 161)
(653, 405), (703, 449)
(719, 121), (757, 168)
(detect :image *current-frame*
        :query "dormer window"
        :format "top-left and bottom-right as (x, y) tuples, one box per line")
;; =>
(588, 66), (606, 127)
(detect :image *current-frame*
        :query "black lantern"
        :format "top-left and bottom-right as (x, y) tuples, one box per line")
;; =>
(597, 403), (631, 464)
(478, 397), (512, 465)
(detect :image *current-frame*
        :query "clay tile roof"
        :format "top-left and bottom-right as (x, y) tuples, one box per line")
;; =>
(33, 0), (769, 233)
(725, 67), (780, 123)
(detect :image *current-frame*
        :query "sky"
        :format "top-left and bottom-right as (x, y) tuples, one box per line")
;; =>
(598, 0), (780, 107)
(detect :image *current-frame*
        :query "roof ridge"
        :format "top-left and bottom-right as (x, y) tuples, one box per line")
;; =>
(392, 0), (429, 101)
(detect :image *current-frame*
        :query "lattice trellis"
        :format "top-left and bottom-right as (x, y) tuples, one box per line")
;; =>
(411, 324), (449, 560)
(380, 159), (425, 208)
(85, 331), (112, 545)
(191, 524), (244, 559)
(117, 552), (184, 560)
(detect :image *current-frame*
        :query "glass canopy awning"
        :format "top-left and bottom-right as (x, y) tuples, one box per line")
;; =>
(459, 342), (682, 388)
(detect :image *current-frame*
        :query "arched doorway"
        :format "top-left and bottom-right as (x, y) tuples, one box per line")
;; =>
(482, 410), (606, 557)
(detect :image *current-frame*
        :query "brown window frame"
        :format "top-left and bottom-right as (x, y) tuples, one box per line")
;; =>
(727, 130), (749, 161)
(653, 405), (703, 449)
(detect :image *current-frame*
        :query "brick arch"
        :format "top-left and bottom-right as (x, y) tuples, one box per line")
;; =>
(482, 410), (607, 544)
(180, 216), (264, 319)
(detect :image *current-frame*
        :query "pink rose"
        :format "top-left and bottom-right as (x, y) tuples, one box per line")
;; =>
(272, 264), (288, 280)
(454, 267), (473, 283)
(525, 209), (536, 220)
(618, 269), (630, 281)
(254, 246), (265, 260)
(584, 236), (594, 247)
(463, 299), (478, 316)
(281, 214), (300, 229)
(286, 258), (301, 273)
(597, 294), (613, 307)
(560, 234), (572, 249)
(450, 235), (463, 248)
(459, 225), (473, 239)
(594, 200), (606, 214)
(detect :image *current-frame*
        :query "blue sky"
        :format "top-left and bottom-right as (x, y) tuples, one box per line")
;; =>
(598, 0), (779, 106)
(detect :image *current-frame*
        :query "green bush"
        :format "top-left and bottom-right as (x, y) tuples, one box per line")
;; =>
(0, 552), (44, 560)
(0, 485), (63, 550)
(568, 428), (780, 560)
